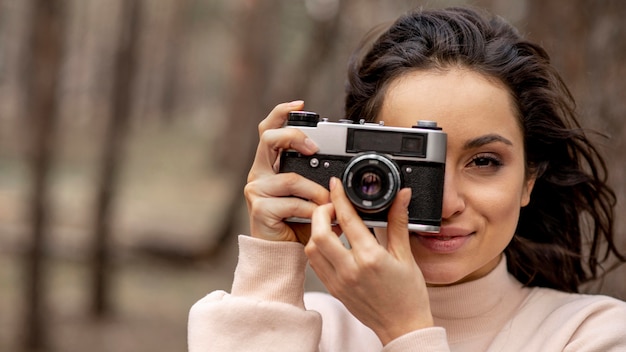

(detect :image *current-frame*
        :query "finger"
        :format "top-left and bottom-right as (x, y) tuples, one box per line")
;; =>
(248, 196), (320, 227)
(258, 100), (305, 135)
(248, 128), (319, 182)
(260, 127), (319, 165)
(329, 177), (378, 251)
(306, 204), (340, 286)
(305, 239), (336, 286)
(248, 101), (313, 182)
(245, 173), (330, 206)
(307, 203), (352, 267)
(385, 188), (413, 260)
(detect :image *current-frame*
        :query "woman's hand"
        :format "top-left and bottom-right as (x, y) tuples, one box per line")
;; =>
(244, 101), (331, 243)
(305, 177), (434, 345)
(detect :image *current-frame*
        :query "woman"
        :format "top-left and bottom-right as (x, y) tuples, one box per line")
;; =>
(189, 7), (626, 351)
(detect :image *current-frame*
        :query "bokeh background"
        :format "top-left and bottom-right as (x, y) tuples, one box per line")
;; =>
(1, 0), (625, 351)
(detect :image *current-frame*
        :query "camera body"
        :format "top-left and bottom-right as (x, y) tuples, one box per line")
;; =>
(279, 111), (447, 233)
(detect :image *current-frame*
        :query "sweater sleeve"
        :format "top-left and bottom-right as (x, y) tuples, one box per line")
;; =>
(187, 235), (322, 352)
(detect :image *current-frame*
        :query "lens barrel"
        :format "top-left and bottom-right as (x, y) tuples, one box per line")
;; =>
(342, 153), (401, 213)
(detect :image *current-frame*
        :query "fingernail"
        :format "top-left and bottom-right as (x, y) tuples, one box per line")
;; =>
(288, 100), (304, 107)
(304, 138), (319, 152)
(329, 177), (337, 190)
(402, 188), (412, 208)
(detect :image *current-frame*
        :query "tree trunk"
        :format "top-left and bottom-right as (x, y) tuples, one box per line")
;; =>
(23, 0), (64, 350)
(91, 0), (141, 317)
(207, 0), (345, 255)
(159, 0), (189, 123)
(205, 0), (281, 255)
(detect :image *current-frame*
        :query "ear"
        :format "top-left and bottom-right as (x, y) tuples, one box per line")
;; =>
(520, 173), (537, 207)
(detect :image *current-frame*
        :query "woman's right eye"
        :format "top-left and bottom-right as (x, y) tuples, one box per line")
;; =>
(467, 153), (503, 169)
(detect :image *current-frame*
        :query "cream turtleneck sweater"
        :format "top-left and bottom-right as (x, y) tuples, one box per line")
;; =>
(188, 235), (626, 351)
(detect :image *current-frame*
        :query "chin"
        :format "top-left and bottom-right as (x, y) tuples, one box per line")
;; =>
(419, 262), (472, 286)
(418, 253), (504, 286)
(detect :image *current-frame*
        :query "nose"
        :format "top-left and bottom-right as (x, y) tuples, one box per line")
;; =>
(441, 169), (465, 220)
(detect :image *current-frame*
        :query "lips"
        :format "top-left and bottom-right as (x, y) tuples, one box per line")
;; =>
(411, 227), (474, 253)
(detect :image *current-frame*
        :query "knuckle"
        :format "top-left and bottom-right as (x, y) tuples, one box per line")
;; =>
(359, 251), (384, 272)
(310, 187), (330, 205)
(258, 128), (274, 145)
(311, 231), (332, 247)
(337, 268), (359, 287)
(246, 194), (274, 221)
(336, 211), (357, 227)
(259, 128), (309, 155)
(246, 170), (256, 183)
(243, 181), (258, 200)
(280, 172), (300, 189)
(303, 241), (317, 257)
(291, 199), (312, 218)
(258, 117), (275, 136)
(246, 198), (264, 220)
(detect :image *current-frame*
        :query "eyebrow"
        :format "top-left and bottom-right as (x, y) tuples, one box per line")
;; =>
(463, 133), (513, 150)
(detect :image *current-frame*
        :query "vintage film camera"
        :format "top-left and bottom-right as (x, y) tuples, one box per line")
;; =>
(279, 111), (447, 233)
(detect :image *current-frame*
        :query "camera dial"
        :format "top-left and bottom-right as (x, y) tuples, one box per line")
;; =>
(287, 111), (319, 127)
(412, 120), (442, 130)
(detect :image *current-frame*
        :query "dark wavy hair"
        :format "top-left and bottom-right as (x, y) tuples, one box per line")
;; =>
(344, 7), (625, 292)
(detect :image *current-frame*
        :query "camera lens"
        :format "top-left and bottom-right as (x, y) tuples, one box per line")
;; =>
(342, 153), (401, 213)
(359, 172), (382, 197)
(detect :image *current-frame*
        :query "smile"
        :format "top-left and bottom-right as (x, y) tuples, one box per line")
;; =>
(410, 230), (475, 254)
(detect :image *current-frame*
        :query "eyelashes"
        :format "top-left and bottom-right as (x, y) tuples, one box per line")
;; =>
(467, 153), (503, 169)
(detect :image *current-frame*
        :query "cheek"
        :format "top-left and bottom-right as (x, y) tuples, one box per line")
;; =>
(471, 181), (524, 236)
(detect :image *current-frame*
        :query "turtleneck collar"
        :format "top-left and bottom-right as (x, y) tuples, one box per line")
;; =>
(426, 256), (531, 345)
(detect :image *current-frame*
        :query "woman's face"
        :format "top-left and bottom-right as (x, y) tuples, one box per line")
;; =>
(374, 68), (535, 285)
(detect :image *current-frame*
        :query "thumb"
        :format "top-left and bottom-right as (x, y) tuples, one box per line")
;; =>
(385, 188), (412, 260)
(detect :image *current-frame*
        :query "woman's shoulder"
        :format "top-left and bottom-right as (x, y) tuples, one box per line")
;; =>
(500, 287), (626, 350)
(524, 286), (626, 315)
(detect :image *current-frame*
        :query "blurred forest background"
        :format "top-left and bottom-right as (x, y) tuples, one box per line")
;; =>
(0, 0), (624, 351)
